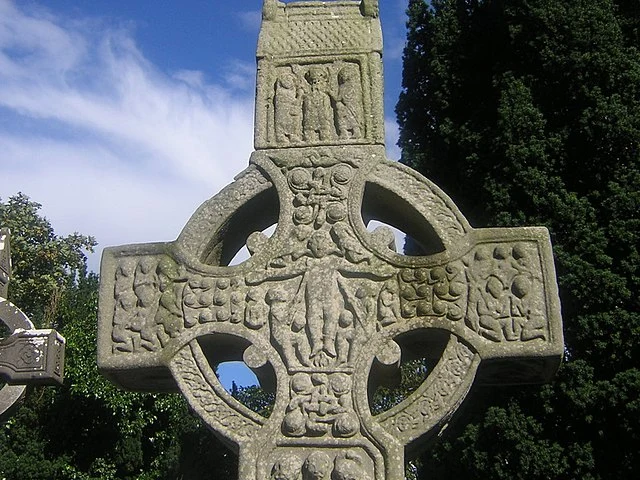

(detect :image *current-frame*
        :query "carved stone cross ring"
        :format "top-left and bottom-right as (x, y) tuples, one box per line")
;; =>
(98, 2), (563, 479)
(0, 228), (65, 421)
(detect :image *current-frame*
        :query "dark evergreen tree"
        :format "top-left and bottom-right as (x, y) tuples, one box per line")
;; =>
(397, 1), (639, 478)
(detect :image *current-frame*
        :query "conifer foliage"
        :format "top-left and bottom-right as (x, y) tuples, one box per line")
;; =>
(397, 1), (639, 478)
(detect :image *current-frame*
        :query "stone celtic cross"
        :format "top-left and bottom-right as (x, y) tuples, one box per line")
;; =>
(0, 228), (66, 420)
(98, 1), (563, 479)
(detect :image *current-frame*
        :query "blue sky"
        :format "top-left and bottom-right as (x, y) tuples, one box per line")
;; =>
(0, 0), (410, 387)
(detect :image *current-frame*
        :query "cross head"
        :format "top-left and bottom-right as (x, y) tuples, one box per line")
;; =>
(98, 2), (563, 479)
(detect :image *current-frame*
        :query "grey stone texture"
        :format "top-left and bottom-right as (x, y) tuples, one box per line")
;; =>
(0, 228), (66, 421)
(98, 1), (564, 479)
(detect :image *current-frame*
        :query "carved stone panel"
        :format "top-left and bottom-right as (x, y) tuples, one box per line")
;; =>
(263, 60), (371, 148)
(97, 2), (563, 479)
(255, 1), (384, 149)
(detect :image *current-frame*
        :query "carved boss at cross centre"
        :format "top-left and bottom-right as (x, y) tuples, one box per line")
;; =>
(98, 1), (563, 479)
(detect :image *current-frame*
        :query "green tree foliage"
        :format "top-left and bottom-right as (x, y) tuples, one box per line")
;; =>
(0, 193), (96, 325)
(0, 194), (237, 479)
(397, 0), (639, 478)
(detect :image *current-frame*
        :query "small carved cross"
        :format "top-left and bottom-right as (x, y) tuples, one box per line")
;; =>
(0, 228), (66, 421)
(98, 2), (563, 479)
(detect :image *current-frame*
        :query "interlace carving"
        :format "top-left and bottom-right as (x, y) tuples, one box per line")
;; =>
(98, 2), (563, 479)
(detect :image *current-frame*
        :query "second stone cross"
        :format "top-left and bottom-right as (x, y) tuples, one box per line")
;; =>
(98, 2), (563, 479)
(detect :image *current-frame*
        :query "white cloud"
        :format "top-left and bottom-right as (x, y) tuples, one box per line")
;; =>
(385, 118), (401, 161)
(0, 0), (254, 272)
(222, 59), (257, 92)
(0, 0), (408, 274)
(237, 10), (262, 33)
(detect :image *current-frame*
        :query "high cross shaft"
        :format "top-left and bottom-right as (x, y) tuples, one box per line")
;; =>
(98, 2), (563, 479)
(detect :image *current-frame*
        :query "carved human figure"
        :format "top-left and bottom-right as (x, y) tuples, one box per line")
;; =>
(476, 275), (511, 341)
(304, 231), (343, 362)
(266, 287), (296, 363)
(113, 259), (137, 352)
(247, 224), (395, 368)
(331, 222), (369, 264)
(245, 287), (267, 330)
(340, 281), (377, 337)
(302, 452), (332, 480)
(377, 280), (401, 327)
(132, 258), (160, 350)
(274, 69), (303, 144)
(155, 257), (186, 342)
(511, 274), (546, 340)
(266, 287), (312, 367)
(302, 66), (335, 142)
(335, 65), (364, 140)
(335, 309), (355, 365)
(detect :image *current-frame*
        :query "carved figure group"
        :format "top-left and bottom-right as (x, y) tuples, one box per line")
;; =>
(272, 62), (365, 146)
(113, 258), (162, 352)
(466, 244), (547, 342)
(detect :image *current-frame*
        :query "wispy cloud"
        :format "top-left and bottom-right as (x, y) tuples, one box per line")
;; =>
(0, 0), (254, 271)
(236, 10), (262, 33)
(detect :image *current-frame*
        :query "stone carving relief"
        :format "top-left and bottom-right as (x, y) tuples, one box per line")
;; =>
(113, 257), (161, 353)
(399, 264), (467, 322)
(269, 62), (365, 147)
(464, 243), (548, 342)
(269, 449), (372, 480)
(171, 345), (261, 441)
(282, 372), (358, 438)
(99, 3), (563, 479)
(112, 256), (249, 353)
(242, 160), (402, 372)
(397, 242), (550, 344)
(379, 339), (475, 439)
(110, 240), (551, 360)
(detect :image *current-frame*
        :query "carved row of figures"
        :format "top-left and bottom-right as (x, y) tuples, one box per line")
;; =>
(269, 62), (365, 146)
(111, 254), (401, 367)
(110, 243), (548, 355)
(270, 450), (368, 480)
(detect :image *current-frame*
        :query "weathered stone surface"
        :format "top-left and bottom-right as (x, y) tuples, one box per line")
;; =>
(98, 2), (563, 479)
(0, 228), (11, 300)
(0, 228), (66, 421)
